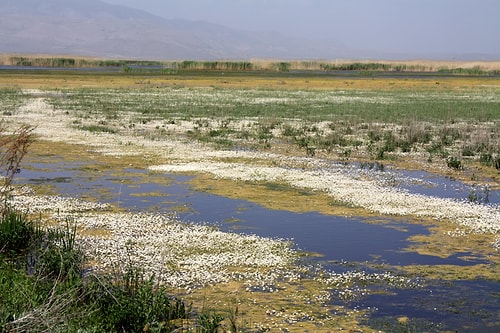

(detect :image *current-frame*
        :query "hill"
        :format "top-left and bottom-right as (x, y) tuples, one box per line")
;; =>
(0, 0), (350, 60)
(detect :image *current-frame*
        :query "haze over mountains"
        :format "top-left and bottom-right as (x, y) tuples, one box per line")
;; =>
(1, 0), (498, 61)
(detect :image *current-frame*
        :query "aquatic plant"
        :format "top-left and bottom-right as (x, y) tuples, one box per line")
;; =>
(197, 312), (224, 332)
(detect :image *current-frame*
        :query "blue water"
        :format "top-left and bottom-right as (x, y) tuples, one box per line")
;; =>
(356, 161), (499, 204)
(17, 163), (488, 267)
(397, 170), (498, 204)
(356, 279), (500, 333)
(16, 159), (500, 332)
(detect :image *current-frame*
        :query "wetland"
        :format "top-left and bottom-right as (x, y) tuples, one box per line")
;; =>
(1, 65), (499, 332)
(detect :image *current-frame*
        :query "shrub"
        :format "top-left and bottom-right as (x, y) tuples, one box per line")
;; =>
(79, 124), (117, 134)
(376, 146), (387, 160)
(400, 140), (412, 153)
(281, 124), (302, 137)
(404, 123), (431, 145)
(315, 132), (348, 151)
(382, 131), (398, 152)
(257, 125), (273, 140)
(479, 153), (500, 169)
(479, 153), (493, 166)
(461, 146), (475, 157)
(447, 156), (463, 170)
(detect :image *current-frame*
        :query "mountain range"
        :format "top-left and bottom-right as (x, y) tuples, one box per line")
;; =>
(1, 0), (354, 60)
(1, 0), (498, 61)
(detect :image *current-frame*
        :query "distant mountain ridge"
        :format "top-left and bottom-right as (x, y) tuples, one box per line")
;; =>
(0, 0), (353, 60)
(1, 0), (498, 60)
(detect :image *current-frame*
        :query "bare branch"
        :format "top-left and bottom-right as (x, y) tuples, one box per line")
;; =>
(0, 124), (36, 205)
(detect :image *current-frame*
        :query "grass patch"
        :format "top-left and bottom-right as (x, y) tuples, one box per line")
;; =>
(399, 264), (499, 281)
(0, 209), (224, 333)
(404, 218), (500, 266)
(33, 82), (497, 165)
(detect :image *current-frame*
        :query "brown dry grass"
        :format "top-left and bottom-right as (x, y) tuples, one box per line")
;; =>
(1, 70), (499, 91)
(253, 58), (500, 71)
(0, 53), (110, 66)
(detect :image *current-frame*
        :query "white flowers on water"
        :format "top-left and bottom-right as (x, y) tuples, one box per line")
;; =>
(9, 192), (110, 213)
(8, 188), (423, 305)
(149, 160), (500, 236)
(77, 212), (297, 288)
(9, 191), (296, 290)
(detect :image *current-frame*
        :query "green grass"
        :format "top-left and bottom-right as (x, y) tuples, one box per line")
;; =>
(47, 87), (500, 123)
(2, 84), (498, 161)
(42, 86), (499, 159)
(79, 124), (118, 134)
(0, 89), (30, 115)
(9, 56), (164, 68)
(0, 209), (220, 333)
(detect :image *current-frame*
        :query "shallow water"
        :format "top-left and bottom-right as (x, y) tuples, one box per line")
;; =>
(355, 161), (499, 204)
(16, 159), (500, 332)
(18, 162), (490, 267)
(356, 279), (500, 333)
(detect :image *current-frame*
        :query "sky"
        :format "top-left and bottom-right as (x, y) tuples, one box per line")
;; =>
(101, 0), (500, 57)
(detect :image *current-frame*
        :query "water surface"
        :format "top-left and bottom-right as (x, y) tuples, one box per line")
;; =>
(16, 159), (500, 332)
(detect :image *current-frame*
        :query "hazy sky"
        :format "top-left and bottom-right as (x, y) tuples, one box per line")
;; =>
(101, 0), (500, 56)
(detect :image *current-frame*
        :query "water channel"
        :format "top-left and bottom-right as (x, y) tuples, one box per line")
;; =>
(16, 157), (500, 332)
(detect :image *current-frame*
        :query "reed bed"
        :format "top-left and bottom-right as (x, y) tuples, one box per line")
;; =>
(2, 54), (500, 74)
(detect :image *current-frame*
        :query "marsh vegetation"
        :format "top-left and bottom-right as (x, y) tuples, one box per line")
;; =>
(1, 62), (499, 332)
(2, 55), (500, 75)
(44, 83), (500, 176)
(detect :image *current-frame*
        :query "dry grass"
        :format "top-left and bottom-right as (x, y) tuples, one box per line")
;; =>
(315, 59), (500, 71)
(0, 125), (35, 195)
(190, 174), (373, 217)
(251, 58), (500, 71)
(0, 53), (112, 66)
(1, 70), (499, 91)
